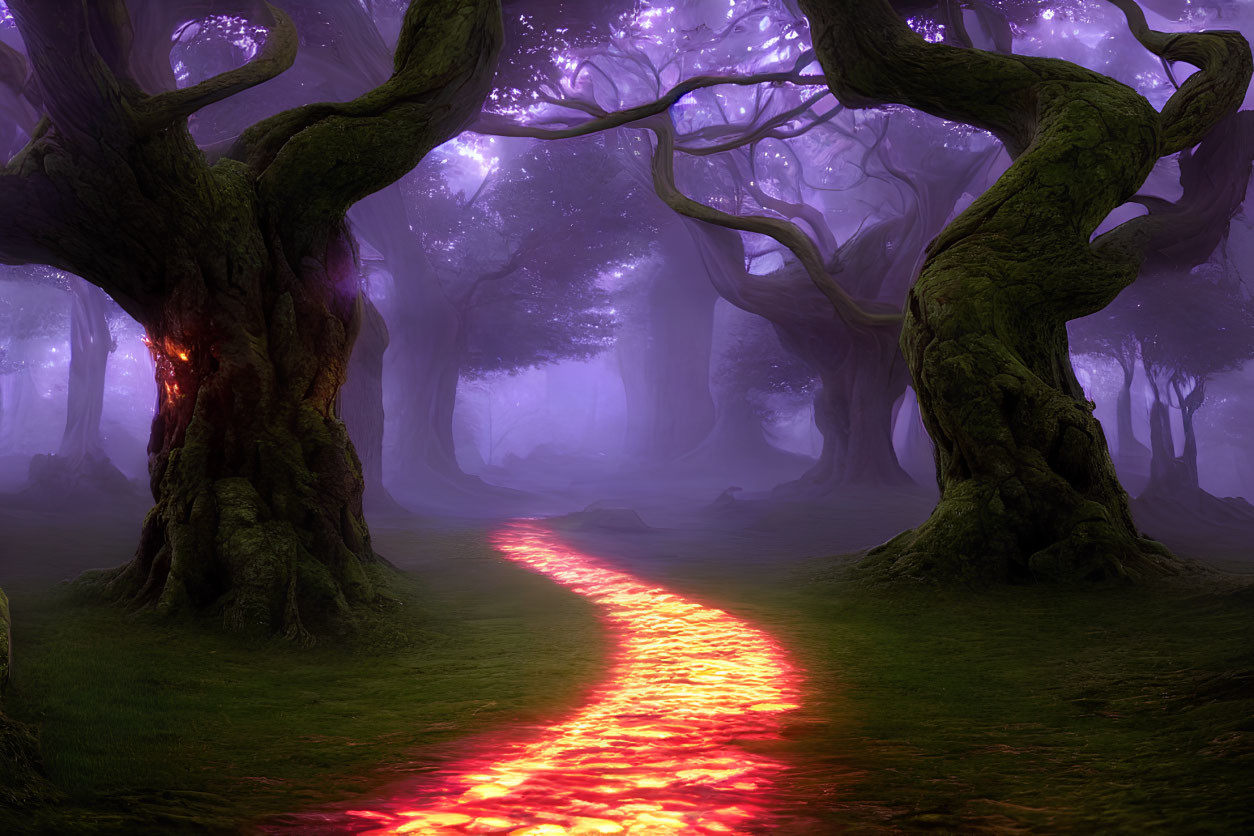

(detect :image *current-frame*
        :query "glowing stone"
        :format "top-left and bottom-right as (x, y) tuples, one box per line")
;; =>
(322, 521), (802, 834)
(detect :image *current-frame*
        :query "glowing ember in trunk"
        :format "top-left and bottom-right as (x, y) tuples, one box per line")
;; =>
(345, 519), (801, 834)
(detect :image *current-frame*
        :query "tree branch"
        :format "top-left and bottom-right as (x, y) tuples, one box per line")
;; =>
(798, 0), (1250, 319)
(645, 115), (901, 329)
(7, 0), (132, 139)
(228, 0), (504, 256)
(473, 56), (826, 141)
(675, 92), (838, 156)
(0, 41), (40, 145)
(133, 2), (298, 133)
(0, 169), (62, 269)
(1094, 109), (1254, 274)
(1108, 0), (1252, 155)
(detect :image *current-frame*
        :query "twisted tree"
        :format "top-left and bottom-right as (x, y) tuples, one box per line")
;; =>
(0, 0), (503, 638)
(798, 0), (1251, 581)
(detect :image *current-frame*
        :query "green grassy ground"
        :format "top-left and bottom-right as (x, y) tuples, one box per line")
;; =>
(2, 510), (1252, 833)
(773, 581), (1254, 833)
(593, 529), (1254, 834)
(0, 526), (606, 833)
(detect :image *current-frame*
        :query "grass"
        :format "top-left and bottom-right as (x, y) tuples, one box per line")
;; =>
(0, 526), (606, 833)
(626, 547), (1254, 834)
(2, 513), (1252, 833)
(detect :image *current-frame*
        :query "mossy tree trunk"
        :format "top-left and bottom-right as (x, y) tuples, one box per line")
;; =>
(799, 0), (1251, 581)
(0, 0), (503, 637)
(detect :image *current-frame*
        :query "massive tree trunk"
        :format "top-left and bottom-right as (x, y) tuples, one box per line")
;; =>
(799, 0), (1249, 581)
(1, 0), (503, 637)
(619, 229), (718, 464)
(105, 231), (380, 641)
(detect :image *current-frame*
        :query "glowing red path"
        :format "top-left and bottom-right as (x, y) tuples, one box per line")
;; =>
(347, 520), (801, 835)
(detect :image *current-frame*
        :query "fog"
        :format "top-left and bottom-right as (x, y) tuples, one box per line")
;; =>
(1, 0), (1253, 553)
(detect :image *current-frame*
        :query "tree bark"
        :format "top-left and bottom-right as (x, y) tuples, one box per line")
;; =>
(2, 0), (503, 637)
(799, 0), (1249, 581)
(103, 231), (381, 641)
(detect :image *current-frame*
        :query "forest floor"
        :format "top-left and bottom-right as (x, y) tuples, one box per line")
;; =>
(0, 489), (1251, 833)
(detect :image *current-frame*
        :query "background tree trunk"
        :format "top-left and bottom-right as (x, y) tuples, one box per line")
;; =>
(619, 233), (718, 465)
(22, 276), (133, 502)
(341, 292), (404, 515)
(58, 277), (112, 467)
(1113, 355), (1151, 491)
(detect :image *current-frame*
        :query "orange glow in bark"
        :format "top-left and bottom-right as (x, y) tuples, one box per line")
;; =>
(346, 519), (801, 835)
(142, 334), (192, 404)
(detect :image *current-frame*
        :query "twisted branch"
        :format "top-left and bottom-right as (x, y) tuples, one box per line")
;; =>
(134, 2), (298, 133)
(645, 115), (901, 329)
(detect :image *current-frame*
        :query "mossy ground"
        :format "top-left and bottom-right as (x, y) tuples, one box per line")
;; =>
(1, 504), (1252, 833)
(570, 519), (1254, 834)
(0, 524), (606, 833)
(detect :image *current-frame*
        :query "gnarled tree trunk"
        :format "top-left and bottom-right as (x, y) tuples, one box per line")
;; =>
(1, 0), (503, 637)
(106, 230), (378, 641)
(799, 0), (1249, 581)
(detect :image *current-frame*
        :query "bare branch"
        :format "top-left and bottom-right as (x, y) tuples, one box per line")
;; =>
(675, 93), (838, 156)
(646, 115), (901, 330)
(134, 2), (298, 133)
(474, 54), (826, 141)
(732, 153), (840, 256)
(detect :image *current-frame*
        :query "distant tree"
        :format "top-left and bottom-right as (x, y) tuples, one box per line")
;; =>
(391, 136), (649, 499)
(477, 2), (999, 494)
(1073, 107), (1254, 518)
(611, 220), (720, 467)
(1069, 309), (1151, 482)
(1134, 265), (1254, 501)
